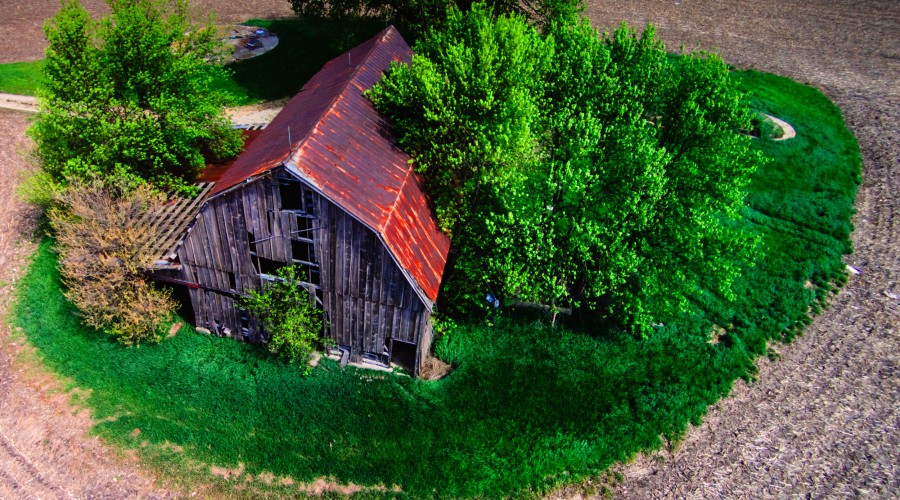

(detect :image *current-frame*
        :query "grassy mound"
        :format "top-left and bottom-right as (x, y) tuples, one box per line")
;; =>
(13, 70), (859, 496)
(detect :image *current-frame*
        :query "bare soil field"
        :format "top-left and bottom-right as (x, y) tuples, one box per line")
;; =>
(0, 0), (294, 64)
(0, 0), (896, 497)
(582, 1), (899, 497)
(0, 109), (177, 498)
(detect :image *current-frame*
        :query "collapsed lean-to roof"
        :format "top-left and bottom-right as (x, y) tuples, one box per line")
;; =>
(206, 26), (450, 303)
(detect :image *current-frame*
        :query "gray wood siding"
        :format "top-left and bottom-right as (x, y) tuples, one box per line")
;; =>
(167, 171), (432, 374)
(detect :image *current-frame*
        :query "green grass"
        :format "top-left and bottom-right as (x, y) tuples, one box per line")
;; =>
(0, 60), (42, 95)
(12, 71), (860, 496)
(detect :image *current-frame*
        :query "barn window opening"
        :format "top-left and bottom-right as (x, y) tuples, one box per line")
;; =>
(279, 180), (304, 211)
(280, 180), (317, 217)
(303, 189), (316, 215)
(257, 256), (286, 276)
(294, 214), (313, 237)
(228, 272), (237, 291)
(247, 231), (257, 254)
(291, 239), (316, 264)
(306, 267), (321, 286)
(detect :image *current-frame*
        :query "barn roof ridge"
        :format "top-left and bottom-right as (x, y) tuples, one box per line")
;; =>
(381, 159), (414, 232)
(290, 26), (394, 169)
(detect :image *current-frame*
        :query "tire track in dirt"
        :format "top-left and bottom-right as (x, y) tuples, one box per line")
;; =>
(0, 429), (70, 498)
(0, 109), (175, 498)
(582, 0), (899, 497)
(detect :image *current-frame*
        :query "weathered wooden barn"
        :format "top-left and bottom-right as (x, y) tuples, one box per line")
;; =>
(149, 26), (450, 375)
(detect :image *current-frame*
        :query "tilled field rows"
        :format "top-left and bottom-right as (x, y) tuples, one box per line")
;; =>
(0, 429), (68, 498)
(585, 0), (899, 497)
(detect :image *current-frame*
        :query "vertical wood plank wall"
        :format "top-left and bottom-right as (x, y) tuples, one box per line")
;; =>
(169, 171), (432, 374)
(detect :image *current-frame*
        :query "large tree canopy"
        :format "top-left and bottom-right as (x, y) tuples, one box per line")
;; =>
(30, 0), (243, 194)
(368, 5), (763, 335)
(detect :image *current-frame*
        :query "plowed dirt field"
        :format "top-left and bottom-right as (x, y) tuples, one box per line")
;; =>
(0, 0), (896, 497)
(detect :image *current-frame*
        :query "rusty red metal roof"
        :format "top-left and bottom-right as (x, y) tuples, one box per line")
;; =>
(200, 128), (264, 184)
(207, 26), (449, 303)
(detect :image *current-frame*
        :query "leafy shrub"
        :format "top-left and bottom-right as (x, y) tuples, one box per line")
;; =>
(239, 265), (325, 371)
(48, 179), (174, 344)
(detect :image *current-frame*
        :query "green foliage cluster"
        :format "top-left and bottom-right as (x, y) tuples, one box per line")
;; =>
(29, 0), (243, 195)
(0, 18), (387, 106)
(368, 6), (763, 334)
(239, 265), (325, 372)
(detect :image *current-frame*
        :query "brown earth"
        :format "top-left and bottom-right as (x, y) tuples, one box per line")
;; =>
(0, 0), (294, 64)
(580, 1), (900, 497)
(0, 0), (897, 498)
(0, 109), (178, 498)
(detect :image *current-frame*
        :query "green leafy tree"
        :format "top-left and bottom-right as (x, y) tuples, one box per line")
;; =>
(30, 0), (242, 195)
(367, 3), (554, 310)
(368, 3), (552, 234)
(494, 19), (670, 325)
(239, 266), (325, 371)
(371, 5), (762, 335)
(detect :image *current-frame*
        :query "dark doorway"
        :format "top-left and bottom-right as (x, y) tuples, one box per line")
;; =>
(165, 284), (196, 325)
(390, 338), (417, 373)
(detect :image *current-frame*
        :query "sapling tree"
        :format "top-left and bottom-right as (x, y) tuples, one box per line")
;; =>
(239, 266), (325, 371)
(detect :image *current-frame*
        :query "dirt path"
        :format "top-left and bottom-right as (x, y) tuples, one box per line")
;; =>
(0, 109), (176, 498)
(582, 1), (899, 497)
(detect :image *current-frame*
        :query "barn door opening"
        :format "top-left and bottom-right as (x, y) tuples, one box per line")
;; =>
(361, 329), (388, 367)
(389, 339), (417, 373)
(163, 283), (195, 326)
